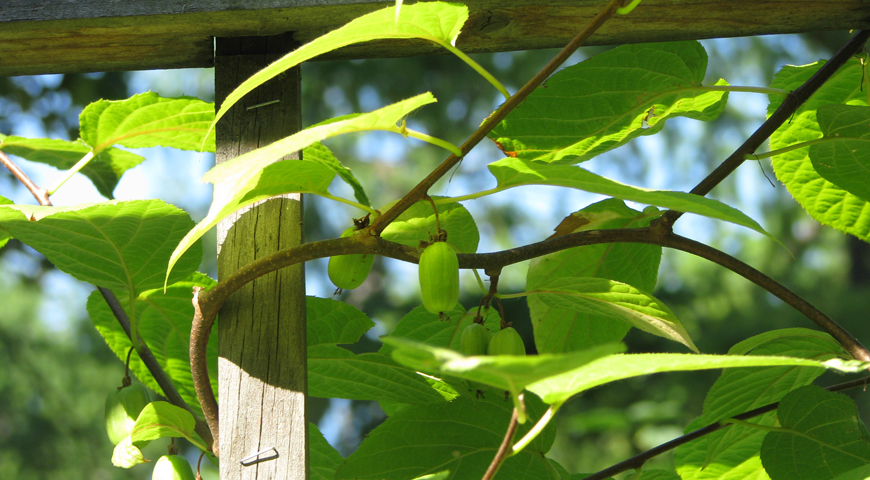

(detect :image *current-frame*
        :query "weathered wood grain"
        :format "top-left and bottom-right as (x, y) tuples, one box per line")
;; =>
(215, 33), (308, 478)
(2, 0), (868, 76)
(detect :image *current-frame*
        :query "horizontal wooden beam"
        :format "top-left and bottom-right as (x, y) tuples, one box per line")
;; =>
(2, 0), (869, 76)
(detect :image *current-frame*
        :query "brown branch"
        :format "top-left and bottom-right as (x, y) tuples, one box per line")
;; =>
(190, 286), (218, 456)
(0, 150), (50, 205)
(0, 149), (213, 450)
(188, 225), (867, 443)
(582, 375), (870, 480)
(369, 0), (627, 235)
(482, 395), (521, 480)
(660, 233), (870, 361)
(657, 29), (870, 230)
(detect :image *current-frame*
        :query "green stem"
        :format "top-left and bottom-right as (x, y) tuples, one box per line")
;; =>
(696, 85), (788, 96)
(319, 193), (379, 215)
(432, 188), (503, 204)
(616, 0), (643, 14)
(745, 138), (827, 160)
(398, 126), (464, 157)
(439, 42), (510, 100)
(48, 150), (95, 195)
(495, 291), (530, 300)
(511, 402), (561, 455)
(472, 269), (488, 295)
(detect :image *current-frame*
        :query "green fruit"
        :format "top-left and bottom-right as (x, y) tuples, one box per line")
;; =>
(418, 241), (459, 315)
(460, 323), (491, 356)
(328, 227), (375, 290)
(105, 382), (151, 445)
(487, 327), (526, 356)
(152, 455), (196, 480)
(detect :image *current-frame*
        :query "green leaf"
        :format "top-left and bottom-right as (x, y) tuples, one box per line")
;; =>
(761, 385), (870, 480)
(379, 304), (501, 355)
(0, 200), (202, 293)
(130, 401), (207, 451)
(0, 134), (144, 198)
(88, 273), (219, 413)
(381, 197), (480, 253)
(528, 199), (661, 352)
(809, 104), (870, 202)
(304, 141), (371, 207)
(308, 344), (448, 404)
(211, 2), (467, 133)
(528, 277), (697, 352)
(526, 353), (854, 406)
(488, 157), (773, 238)
(168, 93), (436, 281)
(676, 329), (843, 480)
(334, 394), (557, 480)
(79, 92), (215, 153)
(636, 470), (682, 480)
(111, 436), (147, 468)
(0, 195), (10, 248)
(384, 336), (624, 396)
(489, 41), (728, 164)
(768, 58), (870, 241)
(831, 464), (870, 480)
(311, 422), (343, 480)
(307, 296), (375, 347)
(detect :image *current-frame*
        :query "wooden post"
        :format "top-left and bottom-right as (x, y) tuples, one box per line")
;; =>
(214, 33), (308, 479)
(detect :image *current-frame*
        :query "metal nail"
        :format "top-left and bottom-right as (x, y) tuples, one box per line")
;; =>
(240, 446), (279, 466)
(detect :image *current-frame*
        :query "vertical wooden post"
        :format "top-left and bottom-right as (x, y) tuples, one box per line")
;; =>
(214, 33), (308, 479)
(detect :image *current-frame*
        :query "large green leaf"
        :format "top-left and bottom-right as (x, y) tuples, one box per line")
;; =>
(79, 92), (215, 153)
(384, 336), (624, 397)
(311, 422), (344, 480)
(675, 329), (843, 480)
(768, 58), (870, 241)
(381, 197), (480, 253)
(308, 344), (449, 404)
(528, 200), (661, 352)
(488, 157), (772, 238)
(489, 41), (728, 164)
(761, 386), (870, 480)
(0, 200), (201, 293)
(526, 353), (859, 406)
(88, 273), (219, 413)
(211, 2), (467, 133)
(307, 296), (375, 347)
(0, 134), (144, 198)
(809, 104), (870, 202)
(130, 401), (207, 451)
(527, 277), (697, 352)
(334, 394), (558, 480)
(168, 93), (436, 281)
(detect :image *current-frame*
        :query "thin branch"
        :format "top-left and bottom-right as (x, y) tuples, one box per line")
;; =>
(661, 233), (870, 361)
(581, 375), (870, 480)
(0, 150), (50, 205)
(369, 0), (627, 235)
(0, 150), (213, 450)
(657, 29), (870, 230)
(482, 397), (521, 480)
(101, 287), (214, 450)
